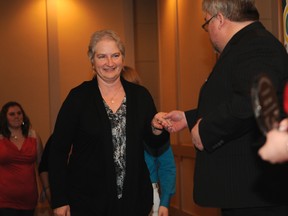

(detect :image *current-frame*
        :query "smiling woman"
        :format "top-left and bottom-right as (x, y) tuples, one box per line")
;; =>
(48, 29), (170, 216)
(89, 30), (126, 113)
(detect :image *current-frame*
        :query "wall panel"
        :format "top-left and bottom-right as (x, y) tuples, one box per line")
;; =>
(0, 0), (50, 142)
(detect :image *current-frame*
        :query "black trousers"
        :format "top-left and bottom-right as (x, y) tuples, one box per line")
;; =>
(221, 205), (288, 216)
(0, 208), (34, 216)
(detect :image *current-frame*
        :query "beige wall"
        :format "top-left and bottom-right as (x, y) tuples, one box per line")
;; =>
(0, 0), (50, 142)
(255, 0), (283, 41)
(134, 0), (160, 109)
(0, 0), (134, 144)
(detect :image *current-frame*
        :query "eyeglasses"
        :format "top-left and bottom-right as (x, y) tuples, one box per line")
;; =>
(201, 14), (217, 32)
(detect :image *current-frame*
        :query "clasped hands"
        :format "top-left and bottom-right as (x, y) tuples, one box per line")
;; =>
(152, 111), (204, 151)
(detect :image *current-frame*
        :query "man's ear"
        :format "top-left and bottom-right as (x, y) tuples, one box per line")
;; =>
(217, 13), (225, 29)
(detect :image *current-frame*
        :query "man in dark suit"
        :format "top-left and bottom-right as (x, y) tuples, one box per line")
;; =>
(153, 0), (288, 215)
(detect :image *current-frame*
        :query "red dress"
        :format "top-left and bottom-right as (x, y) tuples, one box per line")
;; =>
(0, 136), (38, 210)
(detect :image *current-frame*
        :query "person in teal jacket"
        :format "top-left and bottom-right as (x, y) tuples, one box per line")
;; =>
(144, 142), (176, 216)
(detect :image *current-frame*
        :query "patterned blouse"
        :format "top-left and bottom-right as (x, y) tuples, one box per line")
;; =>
(104, 97), (127, 199)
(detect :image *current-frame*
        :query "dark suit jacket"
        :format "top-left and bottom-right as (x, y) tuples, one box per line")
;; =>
(185, 21), (288, 208)
(49, 77), (169, 215)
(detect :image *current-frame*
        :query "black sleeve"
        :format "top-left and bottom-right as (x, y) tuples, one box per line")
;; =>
(185, 109), (198, 131)
(49, 89), (81, 209)
(141, 87), (170, 149)
(38, 134), (53, 173)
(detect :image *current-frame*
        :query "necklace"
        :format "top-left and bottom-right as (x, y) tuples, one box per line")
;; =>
(111, 90), (120, 104)
(99, 85), (123, 104)
(11, 135), (18, 139)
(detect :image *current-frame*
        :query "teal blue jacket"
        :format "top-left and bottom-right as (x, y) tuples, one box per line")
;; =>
(145, 145), (176, 208)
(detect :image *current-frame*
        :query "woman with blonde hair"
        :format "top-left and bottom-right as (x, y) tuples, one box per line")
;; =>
(49, 30), (169, 216)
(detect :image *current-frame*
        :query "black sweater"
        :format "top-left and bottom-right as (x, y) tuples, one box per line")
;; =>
(48, 77), (169, 215)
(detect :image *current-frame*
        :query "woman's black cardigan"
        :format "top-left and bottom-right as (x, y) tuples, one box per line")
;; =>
(48, 77), (169, 215)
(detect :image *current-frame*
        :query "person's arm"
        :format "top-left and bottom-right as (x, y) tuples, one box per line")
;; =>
(144, 150), (158, 183)
(145, 148), (170, 216)
(38, 135), (53, 204)
(157, 146), (176, 208)
(191, 119), (204, 151)
(33, 131), (51, 204)
(35, 131), (43, 166)
(49, 89), (80, 209)
(141, 87), (170, 148)
(39, 171), (51, 203)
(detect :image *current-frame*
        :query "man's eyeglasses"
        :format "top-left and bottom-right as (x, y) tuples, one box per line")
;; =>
(201, 14), (217, 32)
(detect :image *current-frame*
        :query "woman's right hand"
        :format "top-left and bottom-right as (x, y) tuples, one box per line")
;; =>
(53, 205), (71, 216)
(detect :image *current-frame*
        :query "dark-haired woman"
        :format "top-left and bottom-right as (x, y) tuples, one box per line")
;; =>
(0, 101), (43, 216)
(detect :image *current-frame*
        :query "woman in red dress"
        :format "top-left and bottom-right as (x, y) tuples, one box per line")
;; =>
(0, 101), (43, 216)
